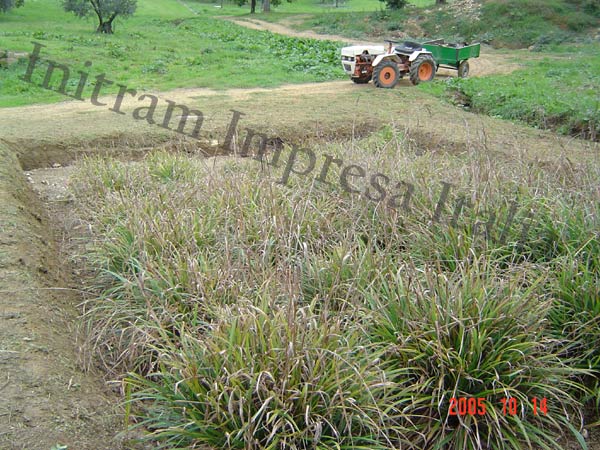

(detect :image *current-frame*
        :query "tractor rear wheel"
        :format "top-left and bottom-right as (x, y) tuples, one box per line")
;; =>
(458, 60), (470, 78)
(373, 61), (400, 89)
(409, 55), (436, 85)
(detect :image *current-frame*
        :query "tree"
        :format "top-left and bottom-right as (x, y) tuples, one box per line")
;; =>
(62, 0), (137, 33)
(379, 0), (407, 9)
(0, 0), (24, 13)
(238, 0), (287, 14)
(435, 0), (447, 4)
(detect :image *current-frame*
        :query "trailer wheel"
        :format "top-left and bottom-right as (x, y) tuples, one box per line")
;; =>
(409, 55), (436, 85)
(458, 60), (470, 78)
(373, 61), (400, 89)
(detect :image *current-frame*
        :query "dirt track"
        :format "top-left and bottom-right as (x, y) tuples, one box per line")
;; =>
(225, 16), (524, 76)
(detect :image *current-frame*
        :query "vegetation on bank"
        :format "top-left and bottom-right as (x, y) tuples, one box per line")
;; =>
(288, 0), (599, 48)
(420, 44), (600, 141)
(2, 0), (598, 144)
(72, 128), (600, 448)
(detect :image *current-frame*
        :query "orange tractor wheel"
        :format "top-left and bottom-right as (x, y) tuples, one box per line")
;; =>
(373, 61), (400, 89)
(409, 55), (436, 85)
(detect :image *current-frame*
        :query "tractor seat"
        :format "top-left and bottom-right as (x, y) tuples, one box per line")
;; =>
(394, 41), (423, 55)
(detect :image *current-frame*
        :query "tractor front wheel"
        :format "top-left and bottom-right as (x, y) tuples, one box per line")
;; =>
(373, 61), (400, 89)
(458, 60), (470, 78)
(409, 55), (436, 85)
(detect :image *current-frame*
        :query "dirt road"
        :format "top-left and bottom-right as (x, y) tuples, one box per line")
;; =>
(225, 16), (524, 76)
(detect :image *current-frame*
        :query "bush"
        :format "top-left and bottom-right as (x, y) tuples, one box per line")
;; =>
(0, 0), (24, 13)
(379, 0), (408, 10)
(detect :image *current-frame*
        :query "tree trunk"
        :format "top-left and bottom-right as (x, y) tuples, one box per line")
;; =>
(250, 0), (256, 13)
(96, 20), (114, 33)
(263, 0), (270, 12)
(435, 0), (447, 3)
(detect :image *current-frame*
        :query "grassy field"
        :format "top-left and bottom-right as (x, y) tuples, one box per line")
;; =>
(0, 0), (346, 107)
(2, 0), (600, 448)
(3, 0), (598, 143)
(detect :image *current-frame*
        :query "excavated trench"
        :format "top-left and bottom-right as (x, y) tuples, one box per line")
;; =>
(0, 141), (132, 450)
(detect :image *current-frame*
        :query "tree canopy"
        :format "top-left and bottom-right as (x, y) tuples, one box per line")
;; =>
(62, 0), (137, 33)
(0, 0), (24, 13)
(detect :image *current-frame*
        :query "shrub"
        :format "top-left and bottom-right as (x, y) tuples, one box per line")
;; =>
(379, 0), (408, 10)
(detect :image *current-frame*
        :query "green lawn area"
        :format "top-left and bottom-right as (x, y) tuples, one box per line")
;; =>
(0, 0), (346, 107)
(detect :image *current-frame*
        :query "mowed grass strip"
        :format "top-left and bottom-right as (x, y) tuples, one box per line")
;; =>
(0, 0), (343, 107)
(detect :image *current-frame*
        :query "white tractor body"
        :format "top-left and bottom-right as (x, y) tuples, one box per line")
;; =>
(372, 49), (432, 67)
(340, 45), (385, 77)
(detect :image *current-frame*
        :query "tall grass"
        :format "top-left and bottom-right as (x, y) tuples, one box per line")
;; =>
(125, 301), (408, 449)
(368, 262), (587, 449)
(70, 128), (599, 448)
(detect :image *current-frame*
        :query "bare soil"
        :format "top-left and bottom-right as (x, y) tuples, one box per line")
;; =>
(0, 143), (127, 450)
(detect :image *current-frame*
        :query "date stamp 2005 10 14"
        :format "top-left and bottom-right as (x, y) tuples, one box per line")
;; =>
(449, 397), (548, 416)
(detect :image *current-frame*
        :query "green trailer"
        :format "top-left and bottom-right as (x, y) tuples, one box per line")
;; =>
(422, 39), (481, 78)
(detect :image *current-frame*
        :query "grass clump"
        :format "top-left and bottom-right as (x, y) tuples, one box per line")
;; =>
(368, 263), (588, 449)
(125, 302), (406, 449)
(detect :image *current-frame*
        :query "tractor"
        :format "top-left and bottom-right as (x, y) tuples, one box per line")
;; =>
(341, 39), (481, 88)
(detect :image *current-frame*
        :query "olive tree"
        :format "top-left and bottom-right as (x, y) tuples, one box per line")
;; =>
(62, 0), (137, 33)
